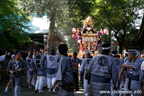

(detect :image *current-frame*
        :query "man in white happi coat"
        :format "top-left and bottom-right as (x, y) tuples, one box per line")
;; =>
(45, 47), (60, 93)
(85, 43), (119, 96)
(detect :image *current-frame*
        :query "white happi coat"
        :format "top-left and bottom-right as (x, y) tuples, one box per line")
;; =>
(85, 54), (119, 96)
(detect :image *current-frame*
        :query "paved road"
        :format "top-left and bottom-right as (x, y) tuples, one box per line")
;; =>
(0, 77), (84, 96)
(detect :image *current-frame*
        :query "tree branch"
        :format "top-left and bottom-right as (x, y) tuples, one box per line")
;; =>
(102, 1), (123, 35)
(103, 8), (117, 31)
(122, 0), (141, 31)
(120, 0), (127, 15)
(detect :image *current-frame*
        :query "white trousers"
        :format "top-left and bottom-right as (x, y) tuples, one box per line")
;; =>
(47, 73), (56, 92)
(84, 71), (88, 93)
(84, 79), (88, 93)
(13, 85), (21, 96)
(119, 79), (123, 96)
(35, 76), (45, 91)
(27, 70), (34, 85)
(43, 76), (47, 85)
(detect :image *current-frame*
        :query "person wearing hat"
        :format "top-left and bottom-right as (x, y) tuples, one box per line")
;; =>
(7, 51), (27, 96)
(44, 48), (60, 93)
(111, 51), (123, 96)
(26, 52), (37, 89)
(85, 43), (119, 96)
(50, 44), (74, 96)
(119, 51), (143, 96)
(11, 54), (15, 59)
(80, 52), (92, 96)
(4, 54), (15, 93)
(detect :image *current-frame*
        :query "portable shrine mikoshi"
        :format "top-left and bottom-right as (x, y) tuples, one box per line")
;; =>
(72, 16), (107, 57)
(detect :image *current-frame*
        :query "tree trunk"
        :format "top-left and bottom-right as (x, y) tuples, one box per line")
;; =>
(115, 34), (123, 54)
(47, 11), (55, 53)
(118, 36), (124, 54)
(108, 28), (111, 44)
(119, 41), (123, 54)
(115, 29), (126, 55)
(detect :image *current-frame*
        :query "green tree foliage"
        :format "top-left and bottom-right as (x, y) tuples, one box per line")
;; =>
(21, 0), (144, 53)
(0, 0), (30, 50)
(65, 0), (96, 52)
(91, 0), (144, 53)
(21, 0), (95, 52)
(22, 0), (71, 52)
(68, 0), (144, 53)
(68, 0), (95, 27)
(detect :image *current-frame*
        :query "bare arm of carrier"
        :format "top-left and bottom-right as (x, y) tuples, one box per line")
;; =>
(119, 67), (125, 81)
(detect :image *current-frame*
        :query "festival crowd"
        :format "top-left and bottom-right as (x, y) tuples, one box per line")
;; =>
(1, 43), (144, 96)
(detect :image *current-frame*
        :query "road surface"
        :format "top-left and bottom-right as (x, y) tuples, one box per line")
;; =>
(0, 76), (84, 96)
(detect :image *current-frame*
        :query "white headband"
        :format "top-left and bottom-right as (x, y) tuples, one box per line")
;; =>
(102, 47), (111, 50)
(111, 53), (118, 56)
(128, 51), (137, 55)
